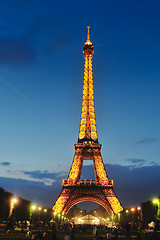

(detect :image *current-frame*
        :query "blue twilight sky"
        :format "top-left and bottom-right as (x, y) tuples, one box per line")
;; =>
(0, 0), (160, 208)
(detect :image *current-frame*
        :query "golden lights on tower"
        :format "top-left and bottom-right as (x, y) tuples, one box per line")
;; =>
(52, 27), (123, 216)
(79, 26), (97, 140)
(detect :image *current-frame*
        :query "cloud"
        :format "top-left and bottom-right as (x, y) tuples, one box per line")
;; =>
(0, 38), (35, 65)
(23, 170), (67, 184)
(0, 162), (11, 166)
(45, 36), (68, 56)
(0, 15), (68, 67)
(136, 137), (158, 144)
(126, 158), (147, 167)
(0, 177), (61, 207)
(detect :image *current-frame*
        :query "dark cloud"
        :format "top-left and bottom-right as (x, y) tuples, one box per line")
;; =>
(104, 163), (160, 207)
(136, 137), (158, 144)
(45, 36), (68, 56)
(0, 162), (11, 166)
(0, 17), (67, 66)
(23, 170), (67, 181)
(0, 38), (35, 65)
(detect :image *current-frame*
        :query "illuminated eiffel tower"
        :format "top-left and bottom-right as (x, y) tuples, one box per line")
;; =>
(52, 27), (123, 216)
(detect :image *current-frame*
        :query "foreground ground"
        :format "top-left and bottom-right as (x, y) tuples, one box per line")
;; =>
(0, 230), (160, 240)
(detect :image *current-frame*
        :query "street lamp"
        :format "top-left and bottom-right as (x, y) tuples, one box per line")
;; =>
(53, 211), (57, 222)
(153, 198), (160, 220)
(13, 198), (18, 205)
(38, 207), (42, 222)
(137, 207), (141, 223)
(131, 208), (135, 221)
(118, 212), (120, 222)
(30, 205), (37, 222)
(10, 197), (18, 225)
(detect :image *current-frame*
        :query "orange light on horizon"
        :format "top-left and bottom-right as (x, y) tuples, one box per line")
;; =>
(13, 197), (18, 204)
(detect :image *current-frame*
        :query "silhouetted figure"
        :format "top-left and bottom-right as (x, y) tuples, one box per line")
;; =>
(50, 224), (57, 240)
(106, 229), (112, 239)
(70, 231), (74, 240)
(135, 232), (142, 240)
(125, 223), (131, 239)
(114, 228), (118, 239)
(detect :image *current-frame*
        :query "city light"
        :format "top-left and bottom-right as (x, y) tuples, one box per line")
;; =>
(31, 205), (36, 210)
(131, 208), (135, 212)
(13, 197), (18, 204)
(153, 198), (159, 204)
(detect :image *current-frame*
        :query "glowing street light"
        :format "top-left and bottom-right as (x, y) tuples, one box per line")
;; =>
(31, 205), (36, 210)
(53, 211), (57, 221)
(153, 199), (159, 204)
(30, 204), (37, 221)
(152, 198), (160, 220)
(38, 207), (42, 221)
(9, 197), (18, 218)
(131, 207), (135, 221)
(13, 198), (18, 205)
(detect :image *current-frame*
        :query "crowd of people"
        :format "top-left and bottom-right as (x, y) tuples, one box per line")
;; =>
(4, 220), (160, 240)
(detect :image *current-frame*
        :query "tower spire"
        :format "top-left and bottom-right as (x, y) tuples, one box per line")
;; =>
(85, 26), (92, 45)
(87, 26), (90, 42)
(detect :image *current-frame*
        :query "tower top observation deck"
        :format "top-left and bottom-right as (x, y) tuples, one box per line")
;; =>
(83, 26), (94, 54)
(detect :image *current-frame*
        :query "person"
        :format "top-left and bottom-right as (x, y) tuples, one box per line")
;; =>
(70, 231), (74, 240)
(113, 228), (118, 239)
(93, 225), (97, 237)
(135, 231), (142, 240)
(64, 232), (70, 240)
(50, 224), (57, 240)
(106, 230), (112, 239)
(125, 223), (131, 239)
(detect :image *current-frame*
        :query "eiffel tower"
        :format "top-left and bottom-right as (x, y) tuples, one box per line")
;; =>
(52, 27), (123, 216)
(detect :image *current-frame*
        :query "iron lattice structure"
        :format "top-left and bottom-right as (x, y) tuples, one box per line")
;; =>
(52, 27), (123, 216)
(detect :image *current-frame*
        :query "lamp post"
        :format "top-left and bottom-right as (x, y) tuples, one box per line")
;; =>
(125, 209), (129, 222)
(30, 205), (36, 223)
(117, 212), (120, 223)
(53, 211), (57, 222)
(38, 207), (42, 222)
(131, 208), (135, 222)
(11, 197), (18, 226)
(137, 207), (141, 224)
(153, 198), (160, 220)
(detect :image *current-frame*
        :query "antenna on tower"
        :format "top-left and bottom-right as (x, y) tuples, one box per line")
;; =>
(87, 26), (90, 42)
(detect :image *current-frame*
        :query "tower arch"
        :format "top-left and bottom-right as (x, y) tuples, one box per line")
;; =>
(62, 196), (113, 216)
